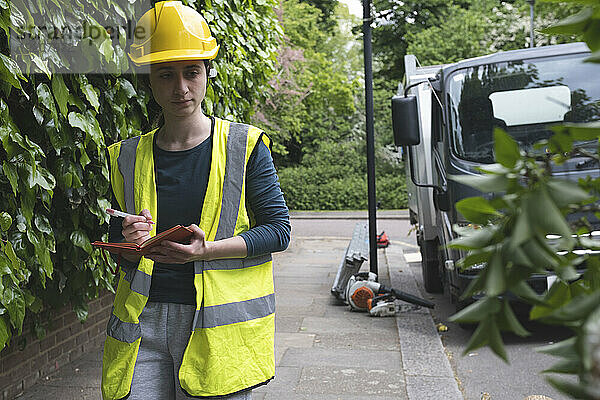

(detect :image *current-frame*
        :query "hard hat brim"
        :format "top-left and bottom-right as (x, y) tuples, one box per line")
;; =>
(128, 45), (219, 66)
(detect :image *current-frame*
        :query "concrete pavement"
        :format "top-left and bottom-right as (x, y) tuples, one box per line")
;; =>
(15, 216), (461, 400)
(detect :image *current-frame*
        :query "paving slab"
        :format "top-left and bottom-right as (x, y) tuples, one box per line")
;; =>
(279, 348), (403, 370)
(275, 315), (304, 332)
(264, 394), (402, 400)
(301, 315), (397, 333)
(294, 366), (407, 397)
(253, 366), (302, 393)
(17, 386), (101, 400)
(313, 329), (400, 352)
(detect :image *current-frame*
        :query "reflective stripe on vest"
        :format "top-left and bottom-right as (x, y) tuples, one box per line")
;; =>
(106, 310), (142, 343)
(123, 267), (152, 297)
(203, 254), (272, 271)
(117, 136), (140, 214)
(192, 293), (275, 330)
(215, 123), (248, 240)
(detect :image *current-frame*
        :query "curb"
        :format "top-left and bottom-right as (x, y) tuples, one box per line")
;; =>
(385, 245), (463, 400)
(290, 210), (410, 220)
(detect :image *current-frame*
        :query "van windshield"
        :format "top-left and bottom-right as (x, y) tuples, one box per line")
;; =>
(447, 53), (600, 163)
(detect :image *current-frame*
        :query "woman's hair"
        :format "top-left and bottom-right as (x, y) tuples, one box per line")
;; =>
(151, 59), (213, 130)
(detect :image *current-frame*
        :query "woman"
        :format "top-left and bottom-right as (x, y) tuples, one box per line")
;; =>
(101, 2), (290, 399)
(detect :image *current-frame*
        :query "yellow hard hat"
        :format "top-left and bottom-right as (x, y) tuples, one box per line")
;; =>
(128, 1), (219, 66)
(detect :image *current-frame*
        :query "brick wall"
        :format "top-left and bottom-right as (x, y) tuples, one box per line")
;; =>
(0, 291), (114, 400)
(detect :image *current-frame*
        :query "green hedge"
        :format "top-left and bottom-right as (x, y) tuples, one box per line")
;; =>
(278, 140), (407, 210)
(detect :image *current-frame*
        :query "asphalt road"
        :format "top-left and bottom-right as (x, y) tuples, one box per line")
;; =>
(292, 216), (575, 400)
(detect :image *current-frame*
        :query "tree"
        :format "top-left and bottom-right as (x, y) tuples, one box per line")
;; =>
(252, 0), (360, 167)
(253, 0), (407, 210)
(299, 0), (340, 32)
(372, 0), (584, 82)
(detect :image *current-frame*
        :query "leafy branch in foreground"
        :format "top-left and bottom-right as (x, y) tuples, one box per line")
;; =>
(449, 125), (600, 398)
(449, 0), (600, 397)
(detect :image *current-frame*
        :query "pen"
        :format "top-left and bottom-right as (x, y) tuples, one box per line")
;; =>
(106, 208), (155, 224)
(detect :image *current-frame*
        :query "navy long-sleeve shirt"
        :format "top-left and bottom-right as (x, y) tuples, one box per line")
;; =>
(108, 119), (291, 304)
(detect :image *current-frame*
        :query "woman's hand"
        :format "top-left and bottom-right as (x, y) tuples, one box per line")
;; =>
(145, 224), (248, 264)
(145, 224), (209, 264)
(122, 209), (154, 245)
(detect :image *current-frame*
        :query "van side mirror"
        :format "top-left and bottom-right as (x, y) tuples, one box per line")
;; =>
(392, 95), (420, 146)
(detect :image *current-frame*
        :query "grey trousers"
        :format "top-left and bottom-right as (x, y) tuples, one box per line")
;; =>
(129, 302), (252, 400)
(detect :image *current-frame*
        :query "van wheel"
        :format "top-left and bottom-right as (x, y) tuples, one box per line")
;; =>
(420, 239), (443, 293)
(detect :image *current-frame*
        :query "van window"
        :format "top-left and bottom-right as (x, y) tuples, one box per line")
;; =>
(447, 53), (600, 163)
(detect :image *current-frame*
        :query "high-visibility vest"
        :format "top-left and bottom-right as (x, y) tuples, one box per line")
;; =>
(101, 118), (275, 399)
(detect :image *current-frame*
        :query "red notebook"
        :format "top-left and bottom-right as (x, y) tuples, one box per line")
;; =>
(92, 225), (194, 256)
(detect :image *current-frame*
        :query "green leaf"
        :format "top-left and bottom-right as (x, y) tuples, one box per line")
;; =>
(552, 122), (600, 141)
(546, 377), (590, 399)
(0, 317), (9, 350)
(0, 53), (26, 93)
(77, 142), (91, 168)
(461, 279), (487, 304)
(449, 296), (501, 323)
(2, 161), (18, 196)
(542, 7), (595, 35)
(487, 318), (508, 362)
(478, 163), (510, 175)
(543, 359), (581, 374)
(508, 246), (534, 268)
(73, 303), (88, 322)
(583, 17), (600, 52)
(4, 287), (25, 333)
(537, 337), (577, 359)
(587, 49), (600, 62)
(527, 188), (573, 246)
(543, 291), (600, 323)
(0, 212), (11, 231)
(99, 38), (114, 64)
(509, 208), (533, 250)
(455, 197), (500, 225)
(530, 280), (571, 320)
(34, 215), (52, 235)
(38, 247), (53, 282)
(15, 215), (26, 233)
(118, 79), (136, 99)
(449, 226), (497, 250)
(494, 128), (520, 168)
(79, 81), (100, 112)
(450, 174), (509, 193)
(20, 185), (35, 223)
(457, 249), (492, 270)
(51, 74), (69, 117)
(30, 54), (51, 78)
(68, 111), (104, 147)
(463, 318), (492, 355)
(522, 238), (560, 270)
(36, 83), (58, 122)
(546, 180), (591, 207)
(70, 229), (92, 254)
(485, 251), (506, 297)
(28, 296), (43, 313)
(511, 281), (546, 306)
(498, 300), (530, 337)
